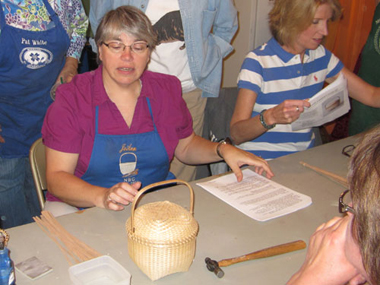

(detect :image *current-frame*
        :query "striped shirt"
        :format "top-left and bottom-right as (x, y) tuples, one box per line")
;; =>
(237, 37), (343, 159)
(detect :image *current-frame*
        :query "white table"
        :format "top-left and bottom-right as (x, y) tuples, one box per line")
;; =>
(7, 135), (360, 284)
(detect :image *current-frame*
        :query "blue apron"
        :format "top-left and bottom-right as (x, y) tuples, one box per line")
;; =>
(0, 0), (70, 158)
(81, 98), (174, 188)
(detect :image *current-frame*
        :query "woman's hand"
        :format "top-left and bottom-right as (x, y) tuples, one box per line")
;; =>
(264, 99), (311, 126)
(56, 57), (79, 84)
(103, 181), (141, 211)
(219, 144), (274, 181)
(230, 88), (311, 145)
(287, 215), (367, 285)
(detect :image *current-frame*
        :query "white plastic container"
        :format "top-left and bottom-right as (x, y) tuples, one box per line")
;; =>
(69, 255), (131, 285)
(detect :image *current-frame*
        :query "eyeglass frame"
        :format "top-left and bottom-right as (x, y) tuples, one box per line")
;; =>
(342, 144), (356, 157)
(339, 189), (355, 214)
(101, 41), (150, 54)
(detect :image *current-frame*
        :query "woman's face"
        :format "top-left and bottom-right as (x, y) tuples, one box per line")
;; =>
(286, 3), (332, 55)
(98, 32), (150, 90)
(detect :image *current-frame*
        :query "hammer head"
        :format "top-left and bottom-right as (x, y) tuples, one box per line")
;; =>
(205, 257), (225, 278)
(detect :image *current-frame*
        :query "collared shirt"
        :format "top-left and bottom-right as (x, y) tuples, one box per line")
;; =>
(237, 37), (344, 159)
(89, 0), (238, 97)
(1, 0), (88, 59)
(42, 67), (193, 177)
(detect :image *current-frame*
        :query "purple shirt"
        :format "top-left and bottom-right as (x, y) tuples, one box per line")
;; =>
(42, 66), (193, 180)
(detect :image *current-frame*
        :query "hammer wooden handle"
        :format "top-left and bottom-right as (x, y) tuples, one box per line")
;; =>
(218, 240), (306, 267)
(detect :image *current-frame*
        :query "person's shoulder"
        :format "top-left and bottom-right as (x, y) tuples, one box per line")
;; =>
(142, 71), (182, 104)
(246, 39), (279, 62)
(55, 68), (99, 105)
(142, 71), (181, 91)
(143, 70), (180, 83)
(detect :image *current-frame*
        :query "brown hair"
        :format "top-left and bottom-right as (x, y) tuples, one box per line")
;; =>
(94, 5), (157, 64)
(348, 125), (380, 284)
(269, 0), (342, 46)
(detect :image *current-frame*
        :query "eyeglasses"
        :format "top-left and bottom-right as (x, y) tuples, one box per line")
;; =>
(339, 189), (355, 214)
(342, 144), (356, 157)
(101, 41), (149, 54)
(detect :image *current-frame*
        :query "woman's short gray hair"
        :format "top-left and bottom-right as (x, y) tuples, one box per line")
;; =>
(95, 5), (157, 63)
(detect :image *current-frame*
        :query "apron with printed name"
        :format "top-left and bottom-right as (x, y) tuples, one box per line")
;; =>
(81, 98), (174, 188)
(0, 0), (70, 158)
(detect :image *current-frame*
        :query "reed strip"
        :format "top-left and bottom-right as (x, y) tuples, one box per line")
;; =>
(33, 211), (101, 265)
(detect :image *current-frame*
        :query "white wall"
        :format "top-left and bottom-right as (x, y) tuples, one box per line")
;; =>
(222, 0), (273, 88)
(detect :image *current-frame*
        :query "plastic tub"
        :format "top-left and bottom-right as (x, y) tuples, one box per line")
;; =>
(69, 255), (131, 285)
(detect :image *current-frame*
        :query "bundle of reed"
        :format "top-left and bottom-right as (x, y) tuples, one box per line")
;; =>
(33, 211), (102, 265)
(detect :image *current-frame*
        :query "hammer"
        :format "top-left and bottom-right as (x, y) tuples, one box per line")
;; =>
(205, 240), (306, 278)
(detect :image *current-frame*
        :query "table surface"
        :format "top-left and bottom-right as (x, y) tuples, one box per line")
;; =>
(7, 135), (360, 285)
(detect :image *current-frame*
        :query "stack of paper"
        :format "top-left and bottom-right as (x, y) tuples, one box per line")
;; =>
(197, 169), (312, 222)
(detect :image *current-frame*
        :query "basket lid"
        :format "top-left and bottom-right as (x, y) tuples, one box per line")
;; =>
(126, 201), (198, 244)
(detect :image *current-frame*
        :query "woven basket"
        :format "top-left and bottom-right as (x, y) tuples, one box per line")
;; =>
(126, 179), (199, 281)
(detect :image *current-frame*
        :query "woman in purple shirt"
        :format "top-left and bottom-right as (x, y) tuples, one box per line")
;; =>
(42, 6), (273, 216)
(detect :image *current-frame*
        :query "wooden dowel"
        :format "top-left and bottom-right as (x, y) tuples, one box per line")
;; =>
(33, 211), (101, 265)
(299, 161), (348, 188)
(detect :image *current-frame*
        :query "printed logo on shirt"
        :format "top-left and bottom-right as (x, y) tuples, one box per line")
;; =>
(19, 47), (53, 69)
(119, 144), (139, 184)
(153, 10), (185, 50)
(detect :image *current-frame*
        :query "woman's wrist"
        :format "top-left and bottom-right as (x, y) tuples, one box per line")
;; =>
(259, 109), (276, 129)
(216, 137), (233, 159)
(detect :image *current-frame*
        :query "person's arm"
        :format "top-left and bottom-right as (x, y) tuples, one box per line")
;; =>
(64, 0), (88, 59)
(173, 133), (274, 181)
(89, 0), (114, 39)
(45, 147), (138, 211)
(53, 0), (88, 84)
(230, 88), (310, 145)
(287, 216), (367, 285)
(55, 57), (78, 84)
(326, 67), (380, 107)
(213, 0), (238, 44)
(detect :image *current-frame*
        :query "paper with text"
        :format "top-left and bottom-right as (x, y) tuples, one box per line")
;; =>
(291, 73), (350, 131)
(197, 169), (312, 222)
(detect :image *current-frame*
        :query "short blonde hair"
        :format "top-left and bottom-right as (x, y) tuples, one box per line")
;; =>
(269, 0), (342, 46)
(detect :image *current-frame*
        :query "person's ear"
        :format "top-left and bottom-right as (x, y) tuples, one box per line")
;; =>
(98, 46), (103, 62)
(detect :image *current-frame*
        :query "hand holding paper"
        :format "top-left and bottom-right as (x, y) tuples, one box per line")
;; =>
(291, 73), (349, 131)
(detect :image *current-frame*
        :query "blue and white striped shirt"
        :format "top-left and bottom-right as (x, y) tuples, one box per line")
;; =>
(237, 37), (343, 159)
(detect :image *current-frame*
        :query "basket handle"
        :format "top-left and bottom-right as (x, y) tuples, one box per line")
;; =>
(130, 179), (195, 233)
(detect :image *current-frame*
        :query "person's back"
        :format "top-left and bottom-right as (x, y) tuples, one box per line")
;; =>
(349, 2), (380, 136)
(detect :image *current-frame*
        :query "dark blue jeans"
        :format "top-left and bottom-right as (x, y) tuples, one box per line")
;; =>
(0, 157), (41, 228)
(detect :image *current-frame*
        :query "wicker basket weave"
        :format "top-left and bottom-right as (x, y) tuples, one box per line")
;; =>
(126, 179), (199, 281)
